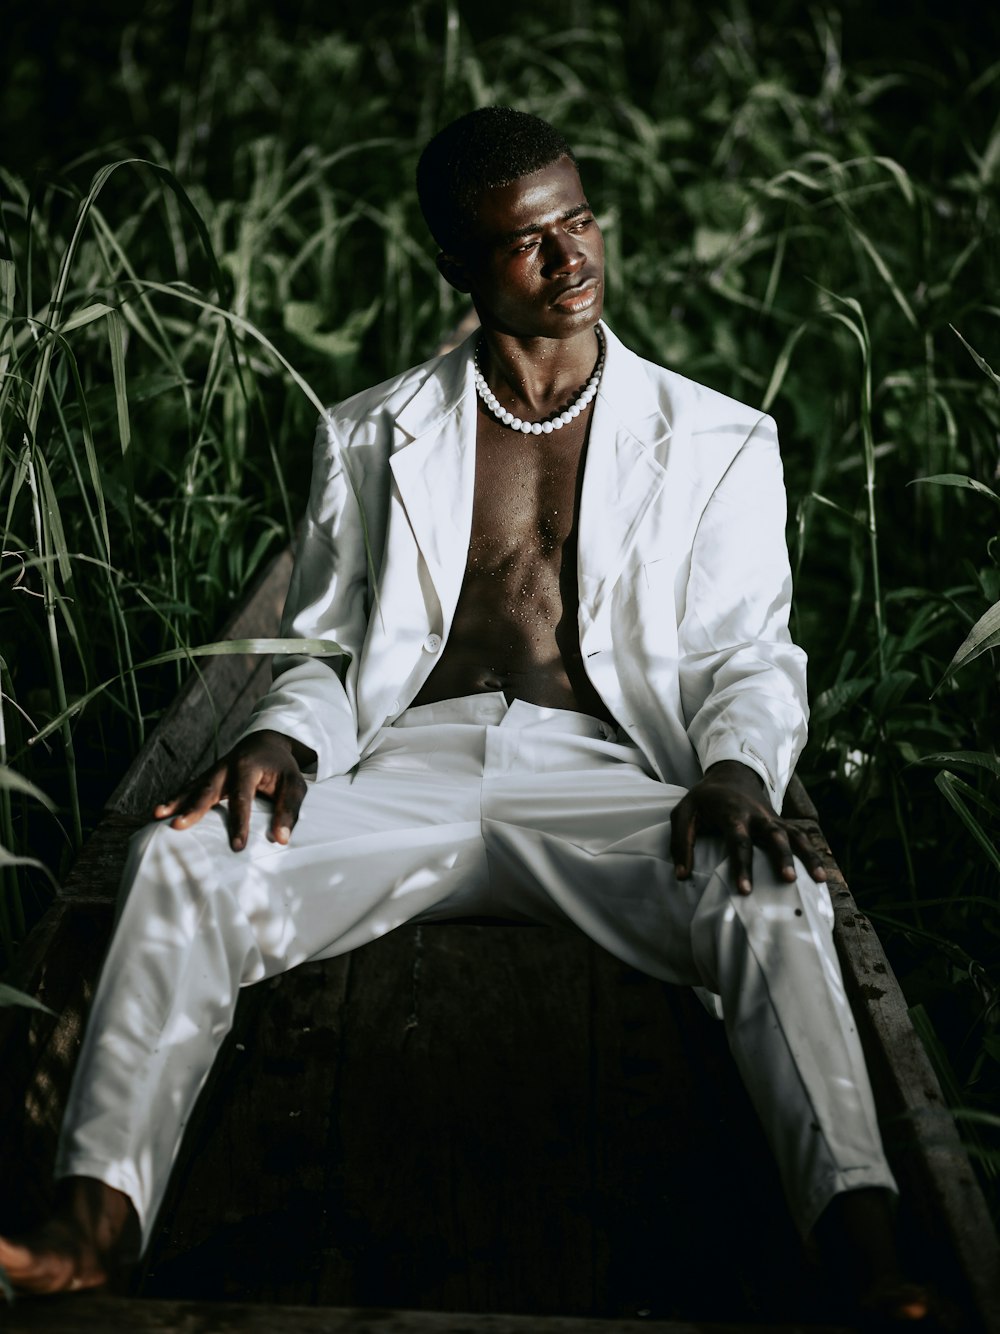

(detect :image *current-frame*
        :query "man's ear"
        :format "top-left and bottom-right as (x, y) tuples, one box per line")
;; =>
(436, 251), (472, 294)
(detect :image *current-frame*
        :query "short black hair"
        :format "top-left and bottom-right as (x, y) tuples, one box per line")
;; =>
(417, 106), (577, 254)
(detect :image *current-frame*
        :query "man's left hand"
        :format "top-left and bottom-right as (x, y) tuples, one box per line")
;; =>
(670, 760), (827, 894)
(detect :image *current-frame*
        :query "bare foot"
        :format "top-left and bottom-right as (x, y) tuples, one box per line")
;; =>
(0, 1177), (139, 1295)
(812, 1188), (939, 1327)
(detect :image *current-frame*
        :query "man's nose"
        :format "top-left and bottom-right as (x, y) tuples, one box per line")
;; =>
(543, 233), (585, 275)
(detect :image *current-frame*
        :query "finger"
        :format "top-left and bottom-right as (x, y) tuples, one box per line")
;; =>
(669, 799), (697, 879)
(788, 827), (828, 882)
(226, 775), (257, 852)
(726, 827), (754, 895)
(163, 771), (227, 828)
(756, 820), (798, 883)
(268, 770), (307, 846)
(154, 781), (214, 819)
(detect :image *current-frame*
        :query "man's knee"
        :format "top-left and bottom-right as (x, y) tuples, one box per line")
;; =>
(689, 849), (834, 985)
(117, 810), (234, 918)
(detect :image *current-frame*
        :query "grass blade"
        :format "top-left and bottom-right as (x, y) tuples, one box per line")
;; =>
(909, 474), (1000, 505)
(0, 980), (56, 1015)
(934, 770), (1000, 875)
(951, 325), (1000, 389)
(106, 307), (132, 460)
(938, 599), (1000, 680)
(26, 636), (347, 749)
(0, 766), (56, 810)
(916, 752), (1000, 777)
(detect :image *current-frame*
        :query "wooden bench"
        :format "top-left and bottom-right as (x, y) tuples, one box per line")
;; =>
(2, 431), (998, 1334)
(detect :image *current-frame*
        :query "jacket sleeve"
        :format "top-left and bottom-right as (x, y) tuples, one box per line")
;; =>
(676, 413), (808, 813)
(238, 413), (369, 779)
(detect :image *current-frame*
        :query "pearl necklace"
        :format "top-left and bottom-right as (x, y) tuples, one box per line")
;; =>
(473, 327), (605, 434)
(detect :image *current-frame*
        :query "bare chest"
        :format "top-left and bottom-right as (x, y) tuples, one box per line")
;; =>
(408, 400), (605, 716)
(467, 410), (589, 575)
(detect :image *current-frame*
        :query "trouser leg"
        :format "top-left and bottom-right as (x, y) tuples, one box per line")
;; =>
(56, 695), (896, 1250)
(479, 706), (898, 1238)
(55, 735), (491, 1250)
(686, 850), (894, 1236)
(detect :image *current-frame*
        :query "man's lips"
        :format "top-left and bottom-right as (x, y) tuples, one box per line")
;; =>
(551, 276), (601, 310)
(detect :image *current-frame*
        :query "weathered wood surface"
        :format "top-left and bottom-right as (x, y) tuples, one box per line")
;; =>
(782, 782), (1000, 1331)
(104, 547), (295, 822)
(2, 460), (999, 1328)
(133, 924), (820, 1322)
(0, 1296), (858, 1334)
(0, 551), (295, 1233)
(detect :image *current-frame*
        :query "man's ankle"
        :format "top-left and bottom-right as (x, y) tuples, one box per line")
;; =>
(812, 1187), (903, 1292)
(53, 1176), (141, 1268)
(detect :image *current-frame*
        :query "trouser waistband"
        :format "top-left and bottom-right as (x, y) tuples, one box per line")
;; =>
(391, 691), (620, 742)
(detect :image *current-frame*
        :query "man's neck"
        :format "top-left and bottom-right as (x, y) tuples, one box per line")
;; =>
(476, 326), (602, 419)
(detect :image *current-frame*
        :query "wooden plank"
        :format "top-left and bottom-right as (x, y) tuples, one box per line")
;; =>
(138, 955), (354, 1306)
(778, 799), (1000, 1333)
(323, 924), (595, 1317)
(58, 814), (143, 904)
(136, 925), (848, 1324)
(0, 552), (296, 1237)
(107, 547), (293, 819)
(0, 551), (295, 1229)
(0, 1294), (858, 1334)
(585, 946), (817, 1323)
(0, 901), (115, 1237)
(1, 416), (997, 1328)
(139, 927), (602, 1313)
(2, 657), (995, 1328)
(832, 880), (1000, 1329)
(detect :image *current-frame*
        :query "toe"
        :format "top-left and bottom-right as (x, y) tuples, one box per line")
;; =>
(0, 1228), (104, 1295)
(859, 1280), (956, 1332)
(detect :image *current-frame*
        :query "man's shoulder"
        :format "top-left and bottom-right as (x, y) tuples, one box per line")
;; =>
(324, 340), (468, 436)
(606, 327), (770, 440)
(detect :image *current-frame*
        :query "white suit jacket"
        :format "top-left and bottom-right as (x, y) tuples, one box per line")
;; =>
(242, 322), (808, 812)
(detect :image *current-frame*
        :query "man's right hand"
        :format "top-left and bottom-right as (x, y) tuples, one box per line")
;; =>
(153, 730), (316, 852)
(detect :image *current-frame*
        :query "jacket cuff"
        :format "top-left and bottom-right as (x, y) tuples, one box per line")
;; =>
(238, 702), (361, 781)
(699, 736), (786, 812)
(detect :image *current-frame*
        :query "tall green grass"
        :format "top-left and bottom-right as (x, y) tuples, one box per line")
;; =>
(1, 0), (998, 1204)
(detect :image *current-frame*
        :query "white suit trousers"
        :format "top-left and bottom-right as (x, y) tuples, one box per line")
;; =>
(56, 693), (897, 1248)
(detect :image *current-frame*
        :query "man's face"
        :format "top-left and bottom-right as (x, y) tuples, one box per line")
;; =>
(446, 155), (605, 341)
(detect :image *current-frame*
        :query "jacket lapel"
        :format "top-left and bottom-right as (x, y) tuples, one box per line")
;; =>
(388, 341), (478, 633)
(384, 324), (675, 648)
(577, 325), (672, 639)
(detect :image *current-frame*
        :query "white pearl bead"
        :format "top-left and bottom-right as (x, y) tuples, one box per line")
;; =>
(473, 328), (604, 436)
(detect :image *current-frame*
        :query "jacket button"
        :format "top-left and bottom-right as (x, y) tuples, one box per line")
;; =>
(423, 633), (442, 653)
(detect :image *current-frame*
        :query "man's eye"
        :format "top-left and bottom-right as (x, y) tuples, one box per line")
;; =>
(513, 240), (539, 254)
(570, 218), (594, 232)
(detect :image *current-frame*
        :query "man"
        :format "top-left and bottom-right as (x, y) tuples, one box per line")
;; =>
(1, 107), (928, 1323)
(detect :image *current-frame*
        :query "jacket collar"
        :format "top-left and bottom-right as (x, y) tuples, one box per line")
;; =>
(387, 321), (672, 635)
(391, 319), (669, 445)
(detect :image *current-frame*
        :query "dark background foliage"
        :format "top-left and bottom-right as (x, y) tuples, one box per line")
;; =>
(2, 0), (999, 1207)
